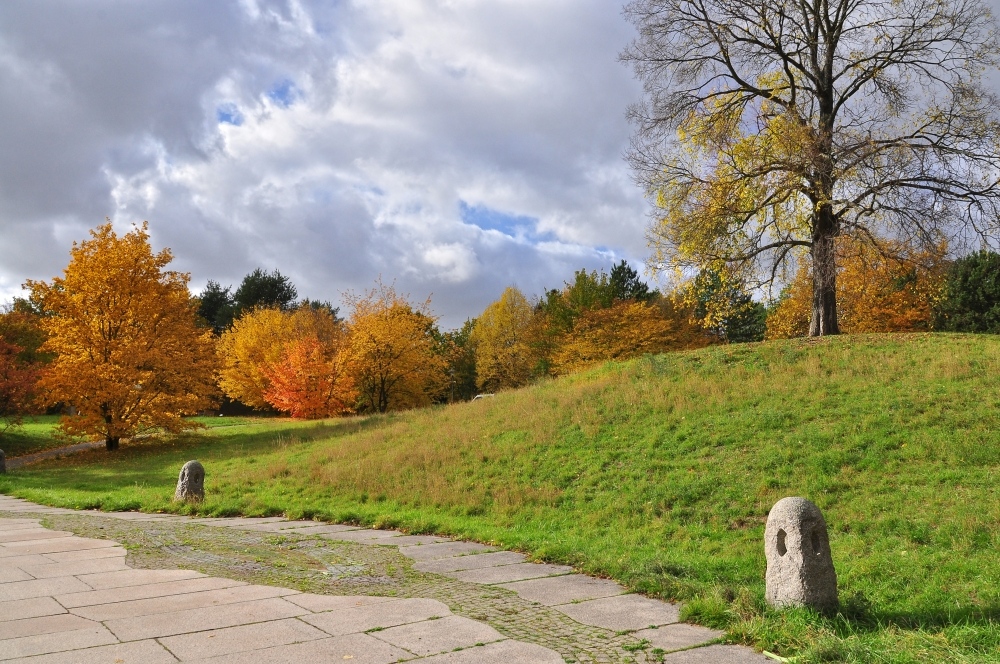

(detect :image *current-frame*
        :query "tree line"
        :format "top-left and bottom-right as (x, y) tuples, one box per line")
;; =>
(0, 222), (998, 451)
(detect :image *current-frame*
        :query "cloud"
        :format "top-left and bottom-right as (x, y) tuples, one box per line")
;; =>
(0, 0), (648, 327)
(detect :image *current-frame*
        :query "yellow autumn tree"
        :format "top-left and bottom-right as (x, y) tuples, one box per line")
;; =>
(26, 222), (216, 450)
(344, 281), (447, 413)
(216, 305), (348, 413)
(767, 237), (948, 338)
(470, 286), (536, 391)
(551, 298), (709, 374)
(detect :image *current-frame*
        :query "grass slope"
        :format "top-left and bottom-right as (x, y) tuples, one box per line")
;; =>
(2, 334), (999, 662)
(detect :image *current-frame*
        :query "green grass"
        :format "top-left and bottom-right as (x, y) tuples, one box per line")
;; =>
(2, 333), (1000, 662)
(0, 415), (71, 457)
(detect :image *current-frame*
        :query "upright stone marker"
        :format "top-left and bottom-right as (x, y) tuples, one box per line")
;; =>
(174, 460), (205, 502)
(0, 449), (5, 474)
(765, 497), (838, 612)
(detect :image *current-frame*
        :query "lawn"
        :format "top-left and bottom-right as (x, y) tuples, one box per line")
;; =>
(1, 333), (999, 663)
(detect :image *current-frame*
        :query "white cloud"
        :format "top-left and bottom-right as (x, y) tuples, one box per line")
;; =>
(0, 0), (648, 326)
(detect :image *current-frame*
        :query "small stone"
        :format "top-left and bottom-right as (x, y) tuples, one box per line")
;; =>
(765, 497), (838, 613)
(0, 449), (5, 473)
(173, 460), (205, 502)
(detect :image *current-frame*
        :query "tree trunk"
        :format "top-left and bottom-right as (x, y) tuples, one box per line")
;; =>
(809, 230), (840, 336)
(105, 436), (119, 451)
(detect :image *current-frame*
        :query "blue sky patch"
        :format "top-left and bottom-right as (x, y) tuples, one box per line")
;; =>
(216, 103), (243, 126)
(459, 201), (549, 241)
(267, 79), (297, 107)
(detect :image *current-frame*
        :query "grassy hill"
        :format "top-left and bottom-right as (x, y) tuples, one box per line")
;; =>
(2, 333), (999, 662)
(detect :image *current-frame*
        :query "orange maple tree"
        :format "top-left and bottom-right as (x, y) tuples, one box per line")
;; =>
(767, 236), (948, 338)
(26, 222), (216, 450)
(0, 338), (39, 438)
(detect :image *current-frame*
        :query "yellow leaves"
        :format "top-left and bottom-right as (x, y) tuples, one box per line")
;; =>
(27, 221), (216, 446)
(550, 299), (709, 375)
(765, 235), (949, 338)
(470, 286), (535, 391)
(343, 281), (447, 413)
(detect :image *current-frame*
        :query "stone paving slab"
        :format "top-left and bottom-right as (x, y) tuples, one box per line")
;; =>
(319, 528), (410, 542)
(300, 597), (450, 637)
(18, 555), (129, 579)
(553, 593), (681, 631)
(284, 593), (399, 612)
(373, 614), (506, 657)
(397, 541), (496, 561)
(0, 535), (118, 556)
(74, 567), (204, 590)
(42, 546), (127, 562)
(0, 613), (97, 640)
(7, 639), (177, 664)
(70, 583), (295, 621)
(194, 632), (413, 664)
(0, 596), (67, 622)
(497, 574), (626, 606)
(411, 550), (527, 574)
(450, 562), (574, 584)
(0, 625), (118, 661)
(633, 624), (725, 653)
(0, 529), (73, 543)
(54, 575), (244, 609)
(103, 596), (309, 641)
(0, 567), (33, 583)
(418, 639), (566, 663)
(158, 616), (328, 660)
(0, 576), (93, 602)
(662, 644), (774, 662)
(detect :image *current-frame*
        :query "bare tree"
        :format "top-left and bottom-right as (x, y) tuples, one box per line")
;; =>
(622, 0), (1000, 335)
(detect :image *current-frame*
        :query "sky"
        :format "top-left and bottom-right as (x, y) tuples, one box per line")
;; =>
(0, 0), (649, 328)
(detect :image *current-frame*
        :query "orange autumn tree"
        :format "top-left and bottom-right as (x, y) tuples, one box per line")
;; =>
(767, 236), (948, 338)
(345, 281), (447, 413)
(217, 305), (352, 417)
(27, 222), (216, 450)
(0, 338), (39, 439)
(551, 297), (709, 374)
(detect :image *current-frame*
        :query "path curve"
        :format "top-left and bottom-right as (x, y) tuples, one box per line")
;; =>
(0, 494), (771, 663)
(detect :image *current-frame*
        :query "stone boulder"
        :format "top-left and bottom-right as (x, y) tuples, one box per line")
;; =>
(765, 496), (838, 612)
(174, 460), (205, 502)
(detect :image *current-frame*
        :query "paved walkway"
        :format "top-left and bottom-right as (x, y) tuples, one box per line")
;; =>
(0, 495), (770, 663)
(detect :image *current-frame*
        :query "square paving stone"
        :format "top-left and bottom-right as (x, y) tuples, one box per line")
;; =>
(413, 551), (527, 574)
(0, 596), (66, 622)
(0, 576), (92, 602)
(661, 644), (774, 663)
(0, 625), (118, 660)
(192, 633), (412, 664)
(42, 546), (127, 563)
(285, 593), (399, 613)
(158, 616), (327, 660)
(70, 583), (294, 620)
(633, 623), (724, 652)
(74, 567), (204, 590)
(450, 562), (574, 584)
(417, 639), (565, 663)
(55, 575), (244, 609)
(396, 541), (496, 561)
(19, 556), (128, 579)
(4, 639), (177, 664)
(372, 614), (504, 656)
(0, 613), (98, 640)
(497, 574), (625, 606)
(300, 598), (451, 636)
(271, 523), (361, 535)
(0, 553), (53, 568)
(552, 593), (680, 630)
(103, 596), (308, 641)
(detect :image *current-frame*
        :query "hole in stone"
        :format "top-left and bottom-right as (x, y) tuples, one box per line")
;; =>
(777, 529), (787, 556)
(811, 529), (822, 556)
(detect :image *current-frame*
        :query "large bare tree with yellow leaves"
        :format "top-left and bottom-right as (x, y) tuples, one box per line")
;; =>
(27, 222), (216, 450)
(623, 0), (1000, 335)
